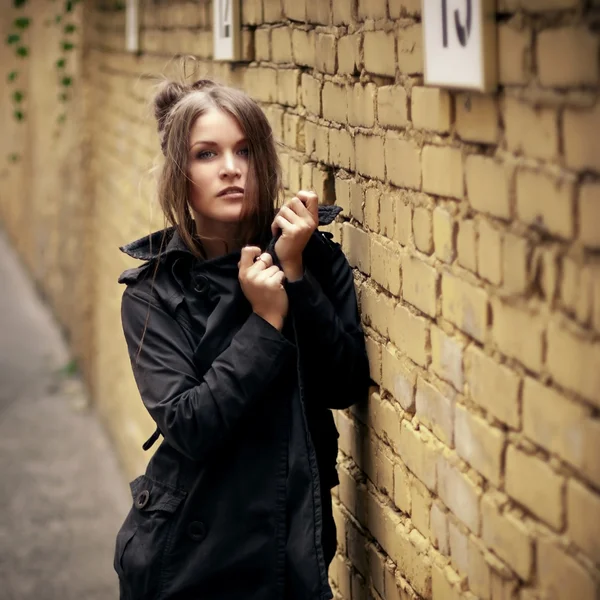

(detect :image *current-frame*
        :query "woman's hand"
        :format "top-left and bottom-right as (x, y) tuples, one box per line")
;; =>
(239, 247), (288, 331)
(272, 191), (318, 282)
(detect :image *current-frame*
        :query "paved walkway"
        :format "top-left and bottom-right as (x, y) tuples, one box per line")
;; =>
(0, 230), (130, 600)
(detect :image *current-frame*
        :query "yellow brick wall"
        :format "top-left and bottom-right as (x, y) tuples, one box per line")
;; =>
(2, 0), (600, 598)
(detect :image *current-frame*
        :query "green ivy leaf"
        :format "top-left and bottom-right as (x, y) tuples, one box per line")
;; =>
(7, 34), (20, 45)
(14, 110), (24, 121)
(61, 76), (72, 87)
(55, 14), (62, 24)
(13, 0), (27, 7)
(59, 92), (68, 102)
(16, 46), (29, 58)
(12, 90), (24, 103)
(64, 23), (76, 34)
(7, 71), (19, 83)
(8, 153), (20, 163)
(57, 113), (67, 124)
(14, 17), (31, 29)
(61, 41), (74, 51)
(65, 0), (73, 12)
(56, 58), (66, 69)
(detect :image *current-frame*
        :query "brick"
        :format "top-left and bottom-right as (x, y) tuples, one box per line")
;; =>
(423, 146), (463, 199)
(380, 192), (395, 239)
(389, 0), (421, 17)
(263, 0), (283, 22)
(397, 24), (423, 74)
(292, 29), (315, 67)
(245, 67), (278, 103)
(477, 220), (502, 285)
(402, 255), (437, 317)
(564, 104), (600, 172)
(331, 554), (352, 598)
(505, 446), (564, 529)
(579, 183), (600, 249)
(466, 346), (520, 428)
(448, 520), (469, 576)
(378, 86), (409, 128)
(350, 180), (364, 223)
(560, 257), (595, 325)
(504, 97), (557, 161)
(395, 198), (411, 246)
(358, 0), (387, 20)
(332, 0), (355, 25)
(278, 69), (300, 107)
(432, 565), (462, 600)
(271, 26), (293, 62)
(399, 421), (437, 492)
(538, 539), (598, 600)
(433, 207), (456, 264)
(482, 496), (533, 581)
(411, 480), (432, 539)
(468, 539), (492, 600)
(329, 128), (355, 171)
(255, 28), (270, 61)
(365, 335), (382, 385)
(389, 303), (430, 367)
(465, 156), (511, 220)
(283, 113), (304, 150)
(456, 94), (498, 145)
(356, 134), (385, 181)
(322, 82), (347, 124)
(568, 479), (600, 561)
(283, 0), (306, 21)
(382, 345), (416, 411)
(306, 0), (330, 24)
(416, 377), (454, 446)
(361, 284), (394, 337)
(301, 73), (321, 115)
(342, 222), (370, 275)
(430, 502), (450, 555)
(502, 233), (530, 295)
(547, 320), (600, 408)
(411, 87), (451, 133)
(455, 405), (504, 485)
(523, 377), (600, 486)
(437, 454), (480, 533)
(241, 0), (262, 24)
(442, 273), (488, 342)
(394, 462), (412, 514)
(498, 23), (530, 85)
(364, 31), (395, 77)
(316, 33), (337, 74)
(431, 327), (463, 391)
(371, 237), (401, 295)
(518, 0), (578, 9)
(338, 34), (360, 75)
(391, 526), (433, 598)
(538, 27), (599, 88)
(364, 188), (380, 232)
(385, 136), (421, 190)
(491, 299), (544, 372)
(348, 83), (376, 128)
(413, 207), (433, 254)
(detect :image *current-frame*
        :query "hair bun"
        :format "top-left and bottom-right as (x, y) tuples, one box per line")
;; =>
(154, 81), (189, 133)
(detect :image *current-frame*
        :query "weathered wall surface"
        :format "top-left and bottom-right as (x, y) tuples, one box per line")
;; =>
(2, 0), (600, 598)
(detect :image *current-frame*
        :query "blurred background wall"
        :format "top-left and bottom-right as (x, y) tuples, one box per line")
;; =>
(0, 0), (599, 598)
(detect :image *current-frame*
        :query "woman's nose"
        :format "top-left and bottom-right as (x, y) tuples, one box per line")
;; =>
(220, 152), (240, 178)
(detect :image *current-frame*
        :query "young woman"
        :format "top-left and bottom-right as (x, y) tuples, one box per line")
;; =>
(114, 77), (370, 600)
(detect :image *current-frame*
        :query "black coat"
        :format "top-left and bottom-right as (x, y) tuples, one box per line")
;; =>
(114, 207), (370, 600)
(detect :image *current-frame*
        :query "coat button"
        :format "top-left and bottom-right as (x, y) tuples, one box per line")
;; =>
(187, 521), (207, 542)
(193, 275), (209, 293)
(135, 490), (150, 510)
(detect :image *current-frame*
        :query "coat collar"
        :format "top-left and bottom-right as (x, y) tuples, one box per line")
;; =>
(119, 205), (342, 262)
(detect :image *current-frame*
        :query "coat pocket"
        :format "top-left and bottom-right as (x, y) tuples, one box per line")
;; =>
(115, 475), (187, 600)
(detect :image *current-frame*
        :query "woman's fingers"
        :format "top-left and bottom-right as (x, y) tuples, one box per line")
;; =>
(240, 246), (261, 271)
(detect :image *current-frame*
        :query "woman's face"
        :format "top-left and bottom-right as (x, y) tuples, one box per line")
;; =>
(187, 107), (249, 231)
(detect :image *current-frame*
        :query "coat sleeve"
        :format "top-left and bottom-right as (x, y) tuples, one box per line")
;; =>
(121, 287), (295, 462)
(285, 236), (371, 409)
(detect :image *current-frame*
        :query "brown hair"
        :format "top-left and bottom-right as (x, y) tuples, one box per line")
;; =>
(154, 78), (282, 256)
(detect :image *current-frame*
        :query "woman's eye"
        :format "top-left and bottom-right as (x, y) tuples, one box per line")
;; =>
(197, 150), (215, 160)
(238, 147), (249, 157)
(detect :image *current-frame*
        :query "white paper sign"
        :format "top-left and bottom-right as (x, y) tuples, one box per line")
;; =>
(213, 0), (238, 61)
(422, 0), (497, 92)
(125, 0), (139, 53)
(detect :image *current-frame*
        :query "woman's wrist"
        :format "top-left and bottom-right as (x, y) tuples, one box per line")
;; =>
(280, 259), (303, 283)
(254, 311), (284, 331)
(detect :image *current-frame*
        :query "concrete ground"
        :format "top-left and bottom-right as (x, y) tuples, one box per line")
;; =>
(0, 230), (130, 600)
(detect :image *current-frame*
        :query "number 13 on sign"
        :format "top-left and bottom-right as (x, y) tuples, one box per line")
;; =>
(422, 0), (497, 92)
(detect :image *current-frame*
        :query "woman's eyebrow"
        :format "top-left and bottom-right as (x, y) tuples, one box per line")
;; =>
(190, 138), (248, 150)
